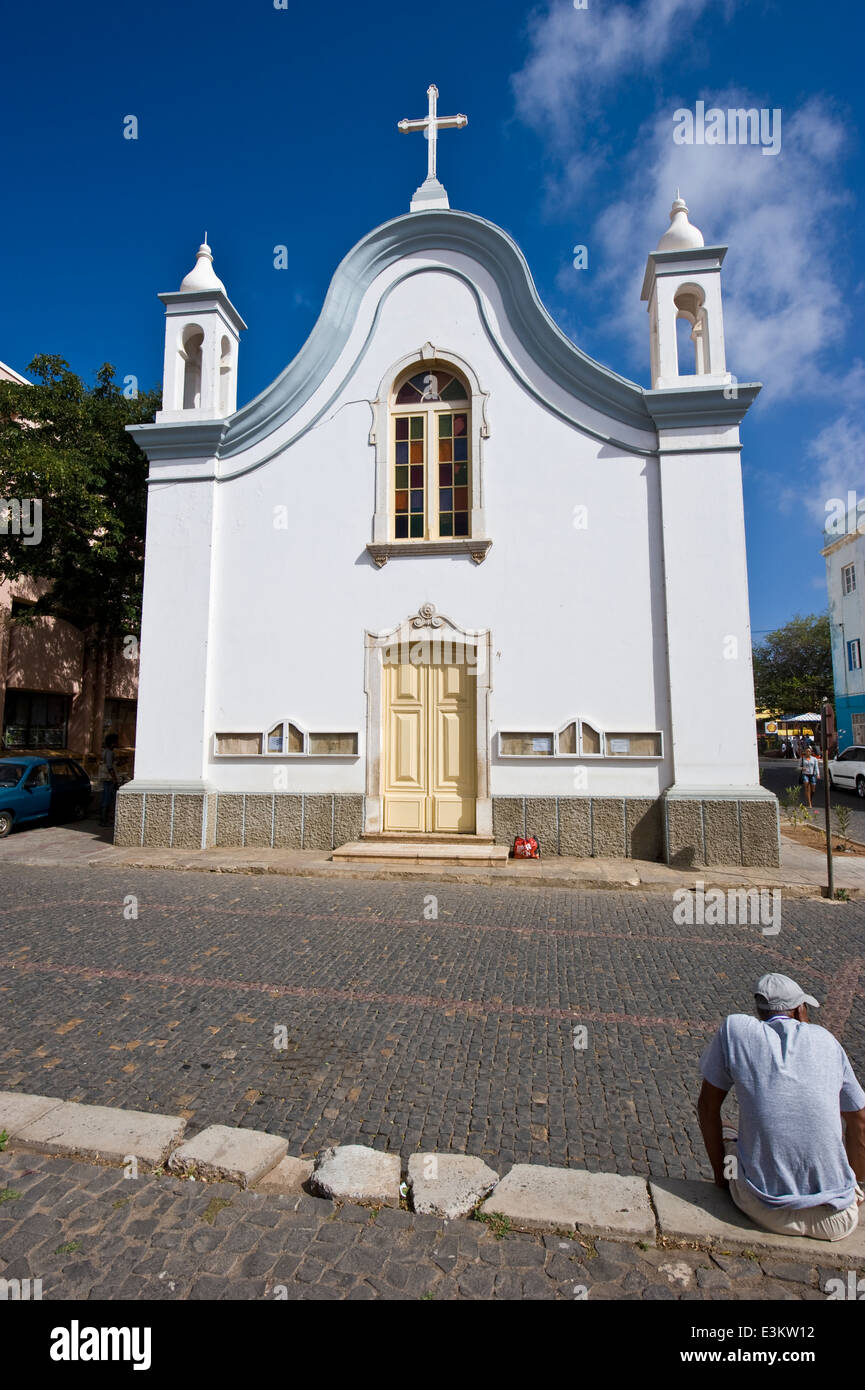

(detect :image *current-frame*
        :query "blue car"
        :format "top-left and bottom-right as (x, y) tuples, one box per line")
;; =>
(0, 756), (93, 838)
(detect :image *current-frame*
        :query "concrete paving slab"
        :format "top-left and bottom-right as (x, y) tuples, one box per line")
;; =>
(310, 1144), (401, 1206)
(0, 1091), (64, 1136)
(651, 1179), (865, 1268)
(168, 1124), (287, 1188)
(479, 1164), (655, 1239)
(408, 1153), (499, 1219)
(13, 1101), (186, 1167)
(253, 1154), (314, 1195)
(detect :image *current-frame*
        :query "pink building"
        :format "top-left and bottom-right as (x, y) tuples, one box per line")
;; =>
(0, 359), (138, 770)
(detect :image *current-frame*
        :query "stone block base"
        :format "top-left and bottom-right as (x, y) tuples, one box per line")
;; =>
(115, 790), (364, 851)
(662, 791), (780, 869)
(491, 793), (780, 867)
(116, 789), (780, 866)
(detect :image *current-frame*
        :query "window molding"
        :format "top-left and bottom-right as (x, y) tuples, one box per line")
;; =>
(213, 717), (359, 759)
(367, 538), (492, 567)
(369, 345), (490, 553)
(497, 718), (663, 759)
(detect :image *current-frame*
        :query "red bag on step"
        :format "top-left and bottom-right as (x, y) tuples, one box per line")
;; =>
(513, 835), (540, 859)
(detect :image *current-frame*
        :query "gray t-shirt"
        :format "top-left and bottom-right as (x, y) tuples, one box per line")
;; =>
(700, 1014), (865, 1210)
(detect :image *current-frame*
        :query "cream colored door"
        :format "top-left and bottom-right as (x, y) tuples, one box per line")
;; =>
(383, 655), (476, 832)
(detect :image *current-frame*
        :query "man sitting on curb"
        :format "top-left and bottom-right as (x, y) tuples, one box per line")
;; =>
(697, 973), (865, 1241)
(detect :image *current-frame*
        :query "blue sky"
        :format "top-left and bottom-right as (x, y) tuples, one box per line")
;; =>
(1, 0), (862, 639)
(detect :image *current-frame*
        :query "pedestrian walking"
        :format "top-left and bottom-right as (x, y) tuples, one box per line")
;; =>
(800, 746), (821, 808)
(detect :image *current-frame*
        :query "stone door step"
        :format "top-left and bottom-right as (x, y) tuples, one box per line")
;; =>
(333, 840), (509, 866)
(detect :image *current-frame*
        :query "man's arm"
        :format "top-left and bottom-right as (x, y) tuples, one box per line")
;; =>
(697, 1080), (730, 1188)
(842, 1106), (865, 1197)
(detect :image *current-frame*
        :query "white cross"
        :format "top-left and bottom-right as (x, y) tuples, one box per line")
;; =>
(398, 84), (467, 186)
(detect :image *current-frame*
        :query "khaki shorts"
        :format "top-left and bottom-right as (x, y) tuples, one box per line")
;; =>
(723, 1136), (861, 1242)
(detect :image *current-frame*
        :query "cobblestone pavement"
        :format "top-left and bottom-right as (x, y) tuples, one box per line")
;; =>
(0, 1152), (840, 1301)
(1, 866), (864, 1180)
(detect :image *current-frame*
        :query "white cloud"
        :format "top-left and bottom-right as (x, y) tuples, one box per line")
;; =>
(512, 4), (856, 401)
(804, 413), (865, 526)
(513, 0), (722, 142)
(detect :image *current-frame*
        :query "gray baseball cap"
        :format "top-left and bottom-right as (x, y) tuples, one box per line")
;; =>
(755, 973), (819, 1012)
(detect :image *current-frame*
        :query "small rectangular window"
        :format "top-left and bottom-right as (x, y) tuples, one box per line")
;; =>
(606, 732), (663, 757)
(214, 732), (262, 756)
(500, 733), (554, 756)
(843, 563), (857, 595)
(308, 732), (358, 756)
(848, 639), (862, 671)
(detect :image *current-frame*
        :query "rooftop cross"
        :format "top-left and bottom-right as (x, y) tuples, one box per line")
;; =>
(398, 84), (467, 212)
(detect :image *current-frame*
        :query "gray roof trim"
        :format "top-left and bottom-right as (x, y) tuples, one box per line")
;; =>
(645, 383), (762, 429)
(226, 211), (652, 453)
(132, 260), (661, 478)
(128, 420), (227, 460)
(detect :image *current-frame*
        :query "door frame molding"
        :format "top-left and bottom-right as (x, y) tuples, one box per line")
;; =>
(363, 602), (492, 836)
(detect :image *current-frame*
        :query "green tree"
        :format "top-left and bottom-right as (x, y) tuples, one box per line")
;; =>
(752, 612), (834, 713)
(0, 355), (160, 638)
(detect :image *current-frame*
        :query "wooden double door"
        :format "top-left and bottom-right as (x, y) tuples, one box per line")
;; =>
(382, 653), (477, 833)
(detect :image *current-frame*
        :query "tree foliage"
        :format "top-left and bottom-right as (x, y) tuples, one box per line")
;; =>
(752, 612), (834, 713)
(0, 355), (159, 638)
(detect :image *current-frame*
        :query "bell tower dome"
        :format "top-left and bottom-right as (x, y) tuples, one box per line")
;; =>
(640, 195), (731, 391)
(156, 238), (247, 422)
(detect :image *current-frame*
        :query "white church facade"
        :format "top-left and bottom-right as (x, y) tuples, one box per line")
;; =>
(117, 92), (779, 866)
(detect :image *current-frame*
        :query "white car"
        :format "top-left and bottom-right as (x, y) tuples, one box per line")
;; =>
(827, 746), (865, 797)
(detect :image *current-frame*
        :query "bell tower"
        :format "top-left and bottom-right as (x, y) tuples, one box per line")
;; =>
(156, 239), (246, 422)
(641, 195), (731, 391)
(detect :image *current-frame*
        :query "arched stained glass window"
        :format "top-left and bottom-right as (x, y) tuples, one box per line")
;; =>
(392, 366), (471, 541)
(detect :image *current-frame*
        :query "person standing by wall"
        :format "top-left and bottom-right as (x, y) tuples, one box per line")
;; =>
(98, 733), (120, 827)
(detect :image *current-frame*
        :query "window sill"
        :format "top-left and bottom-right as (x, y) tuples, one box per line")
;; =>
(367, 539), (492, 567)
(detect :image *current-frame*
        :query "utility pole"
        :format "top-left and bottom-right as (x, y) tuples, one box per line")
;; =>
(822, 698), (834, 899)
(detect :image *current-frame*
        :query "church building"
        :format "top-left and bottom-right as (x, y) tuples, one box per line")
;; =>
(116, 87), (779, 867)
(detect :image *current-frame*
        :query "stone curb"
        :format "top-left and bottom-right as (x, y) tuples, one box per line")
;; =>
(168, 1124), (288, 1189)
(2, 1094), (185, 1168)
(3, 1091), (864, 1265)
(80, 852), (862, 898)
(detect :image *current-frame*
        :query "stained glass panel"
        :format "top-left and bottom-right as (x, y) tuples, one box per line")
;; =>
(441, 377), (466, 401)
(395, 415), (425, 540)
